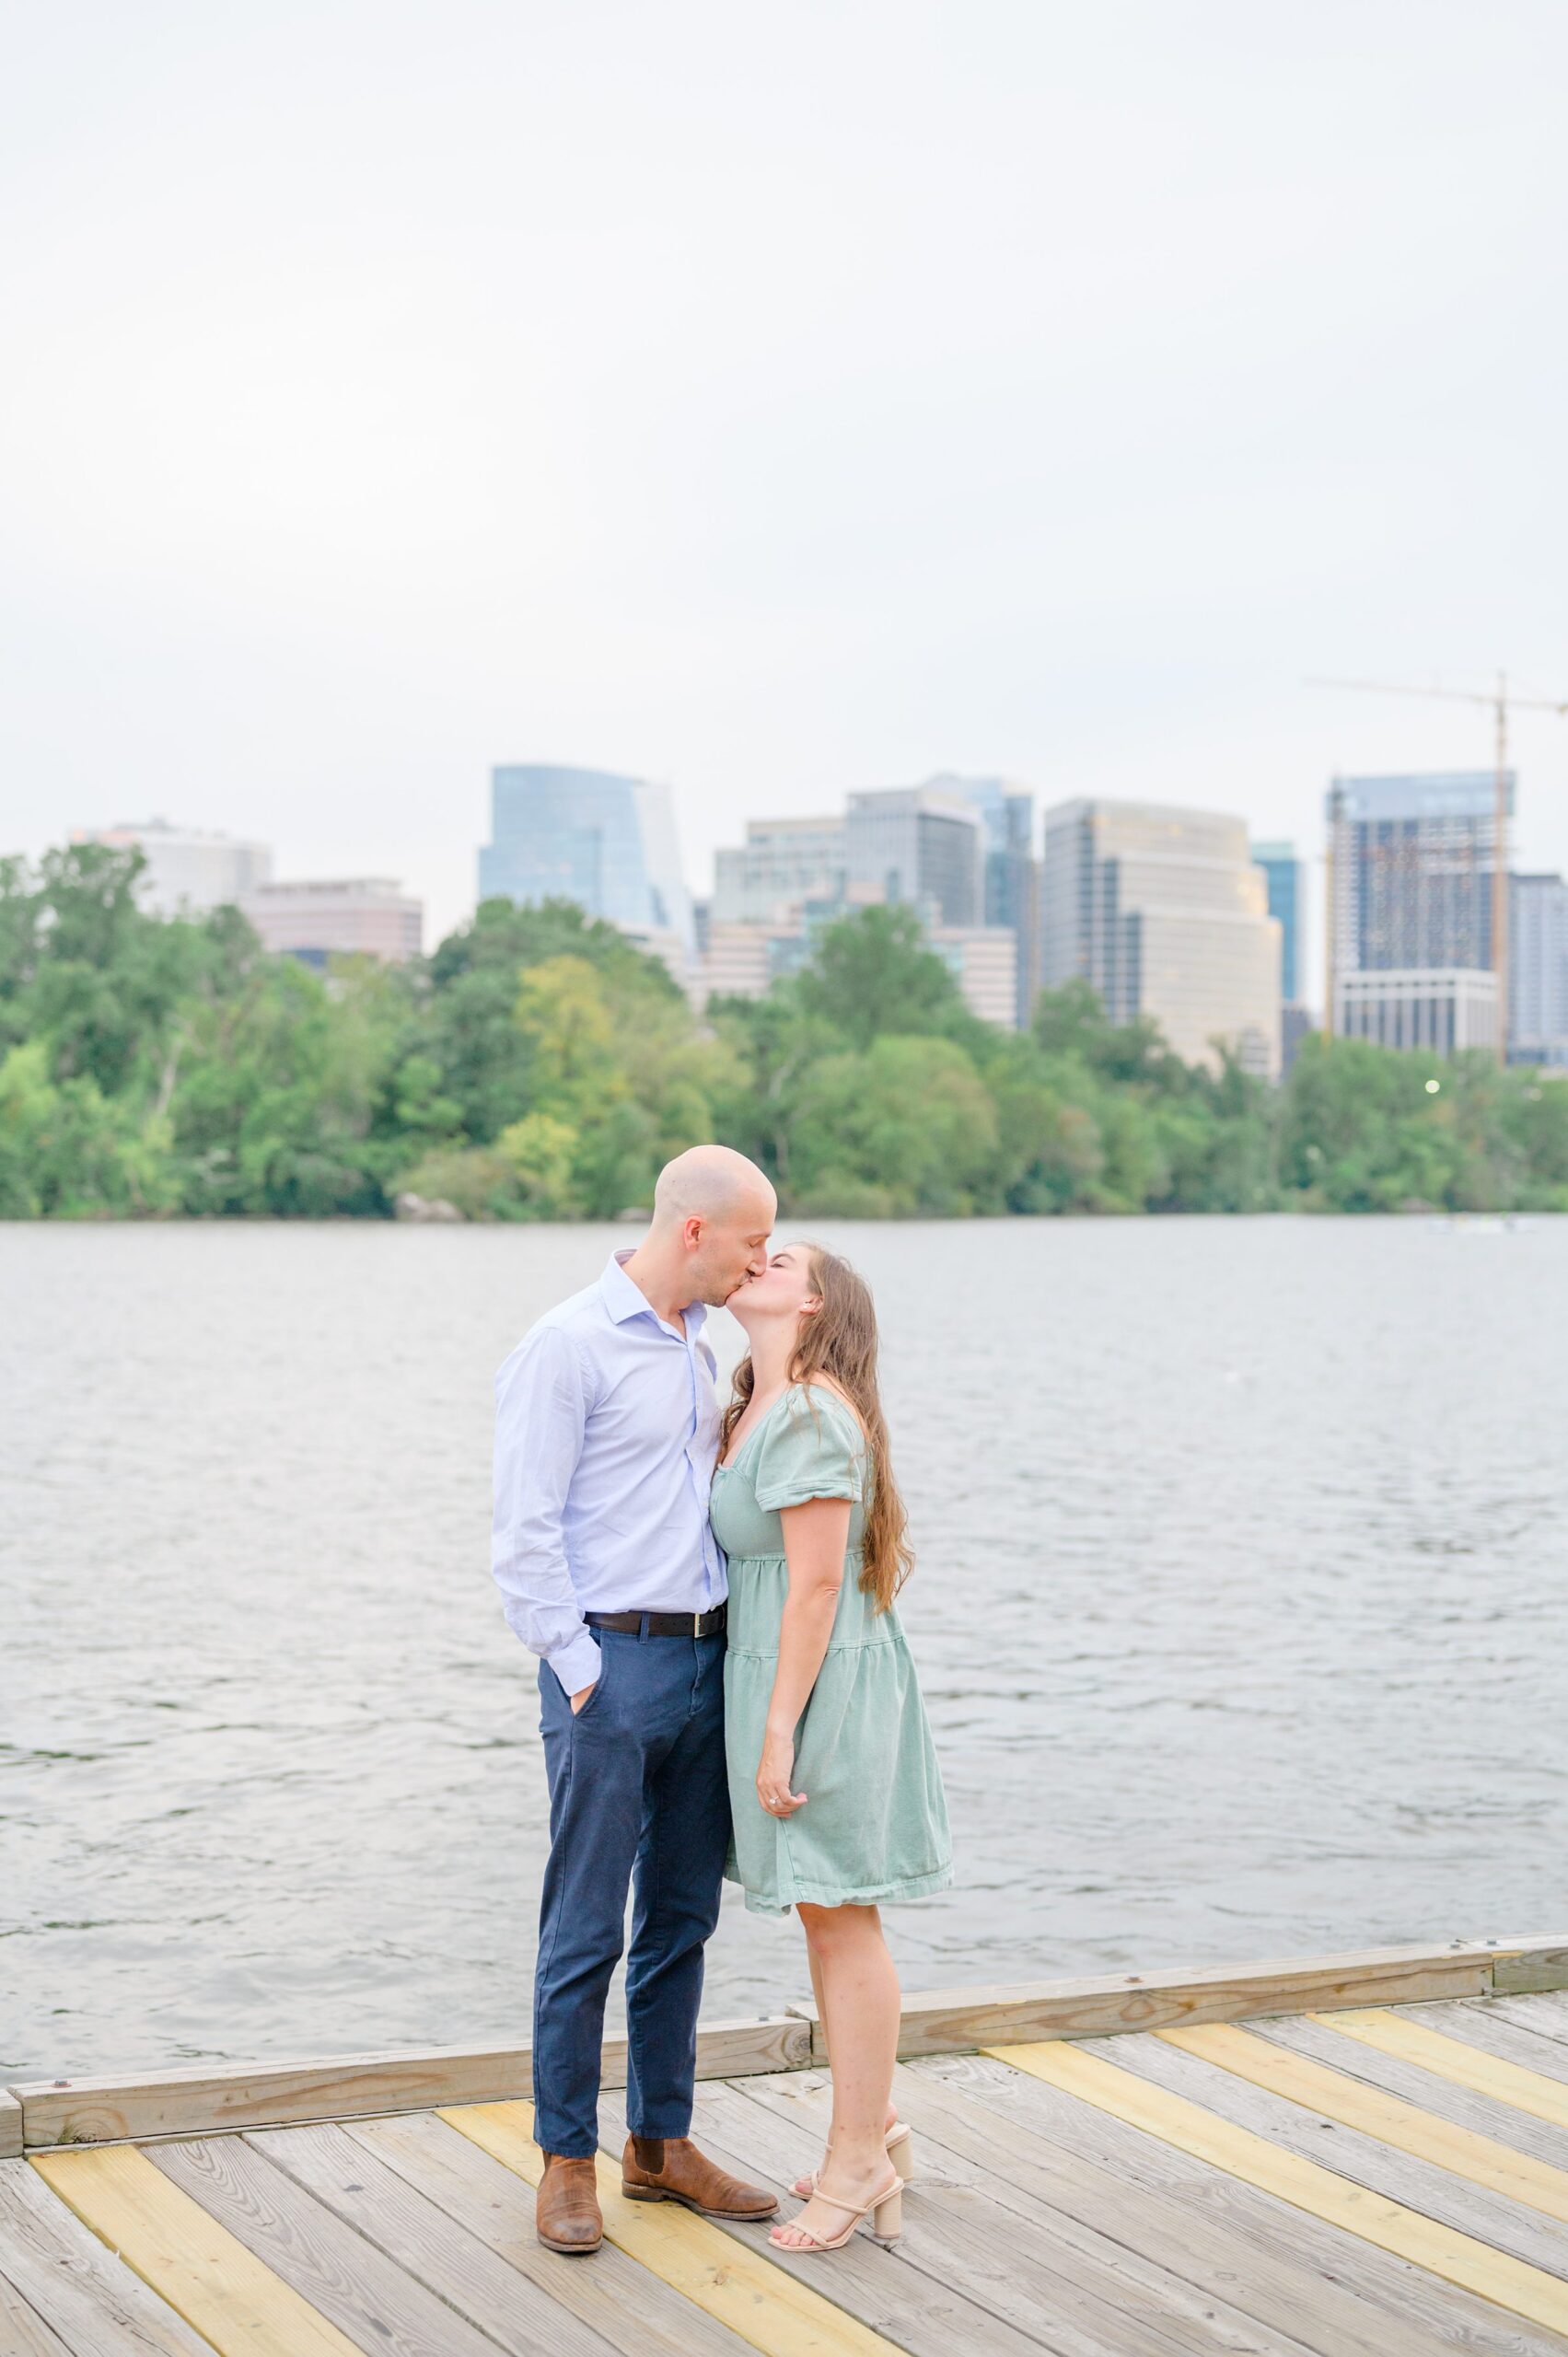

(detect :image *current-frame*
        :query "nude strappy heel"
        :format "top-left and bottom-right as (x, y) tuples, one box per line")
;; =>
(768, 2166), (903, 2253)
(789, 2119), (913, 2199)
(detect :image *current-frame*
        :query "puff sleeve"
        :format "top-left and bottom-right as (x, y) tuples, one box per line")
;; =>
(752, 1387), (866, 1512)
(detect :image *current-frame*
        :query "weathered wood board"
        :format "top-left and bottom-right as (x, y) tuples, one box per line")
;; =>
(13, 2014), (809, 2152)
(789, 1941), (1516, 2062)
(15, 1967), (1568, 2357)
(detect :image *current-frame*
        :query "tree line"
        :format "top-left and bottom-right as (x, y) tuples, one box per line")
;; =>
(3, 841), (1566, 1219)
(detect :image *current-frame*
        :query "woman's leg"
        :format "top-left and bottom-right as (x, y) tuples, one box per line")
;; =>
(774, 1901), (900, 2246)
(790, 1930), (900, 2193)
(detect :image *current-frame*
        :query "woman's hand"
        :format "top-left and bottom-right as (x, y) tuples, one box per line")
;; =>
(757, 1728), (807, 1817)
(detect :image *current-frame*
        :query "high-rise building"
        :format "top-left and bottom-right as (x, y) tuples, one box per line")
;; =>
(1251, 841), (1306, 1005)
(1511, 873), (1568, 1065)
(478, 764), (696, 970)
(1326, 772), (1511, 1059)
(925, 775), (1041, 1028)
(1042, 797), (1282, 1076)
(72, 819), (273, 915)
(1253, 839), (1310, 1071)
(701, 783), (1024, 1028)
(1327, 771), (1508, 973)
(712, 817), (849, 924)
(845, 784), (984, 928)
(1335, 968), (1499, 1055)
(240, 878), (423, 966)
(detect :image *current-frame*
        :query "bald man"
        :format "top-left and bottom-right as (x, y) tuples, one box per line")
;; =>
(491, 1145), (780, 2254)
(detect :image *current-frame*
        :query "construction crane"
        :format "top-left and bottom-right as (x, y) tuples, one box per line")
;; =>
(1307, 672), (1568, 1058)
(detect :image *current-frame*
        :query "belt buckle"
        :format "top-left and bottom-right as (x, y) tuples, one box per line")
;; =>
(693, 1609), (702, 1637)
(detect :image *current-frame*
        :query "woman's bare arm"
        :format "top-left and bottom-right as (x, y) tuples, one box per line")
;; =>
(756, 1495), (851, 1817)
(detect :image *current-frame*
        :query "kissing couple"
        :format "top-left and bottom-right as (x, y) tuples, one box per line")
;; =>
(491, 1144), (952, 2259)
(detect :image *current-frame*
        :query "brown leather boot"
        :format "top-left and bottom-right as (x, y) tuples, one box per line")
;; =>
(536, 2153), (602, 2253)
(621, 2133), (777, 2218)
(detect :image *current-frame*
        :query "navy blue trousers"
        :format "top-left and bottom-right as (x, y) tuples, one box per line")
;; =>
(532, 1622), (729, 2157)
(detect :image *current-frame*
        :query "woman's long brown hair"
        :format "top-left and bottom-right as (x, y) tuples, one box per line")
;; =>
(720, 1243), (913, 1611)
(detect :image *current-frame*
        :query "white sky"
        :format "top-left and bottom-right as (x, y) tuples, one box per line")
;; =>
(6, 0), (1568, 989)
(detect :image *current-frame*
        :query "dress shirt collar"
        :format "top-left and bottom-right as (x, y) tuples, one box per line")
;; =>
(600, 1247), (708, 1338)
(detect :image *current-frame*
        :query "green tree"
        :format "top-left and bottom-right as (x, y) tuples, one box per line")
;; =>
(789, 1035), (1000, 1215)
(8, 830), (1568, 1224)
(796, 905), (980, 1052)
(1280, 1037), (1470, 1211)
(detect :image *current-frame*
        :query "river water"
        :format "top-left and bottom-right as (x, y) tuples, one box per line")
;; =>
(4, 1216), (1565, 2079)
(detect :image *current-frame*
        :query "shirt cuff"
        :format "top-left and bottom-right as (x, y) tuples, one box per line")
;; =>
(549, 1627), (604, 1699)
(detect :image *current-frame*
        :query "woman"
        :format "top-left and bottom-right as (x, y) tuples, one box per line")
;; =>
(710, 1241), (952, 2255)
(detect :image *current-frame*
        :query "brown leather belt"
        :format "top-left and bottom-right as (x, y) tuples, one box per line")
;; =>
(585, 1605), (727, 1639)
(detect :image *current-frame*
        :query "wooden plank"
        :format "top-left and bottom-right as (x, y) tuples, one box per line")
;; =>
(147, 2126), (542, 2357)
(1159, 2022), (1568, 2223)
(1493, 1945), (1568, 1996)
(889, 2057), (1497, 2357)
(17, 2044), (535, 2154)
(439, 2096), (910, 2357)
(27, 2145), (370, 2357)
(0, 2158), (215, 2357)
(1052, 2030), (1568, 2277)
(318, 2110), (756, 2357)
(1293, 2012), (1568, 2141)
(15, 2015), (809, 2151)
(2, 2091), (22, 2160)
(1395, 2001), (1568, 2085)
(1487, 1995), (1568, 2049)
(708, 2066), (1330, 2357)
(787, 1943), (1505, 2062)
(989, 2038), (1568, 2339)
(608, 2079), (1053, 2357)
(0, 2264), (76, 2356)
(915, 2050), (1568, 2357)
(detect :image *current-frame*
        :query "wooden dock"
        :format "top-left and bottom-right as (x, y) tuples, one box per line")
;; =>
(6, 1936), (1568, 2355)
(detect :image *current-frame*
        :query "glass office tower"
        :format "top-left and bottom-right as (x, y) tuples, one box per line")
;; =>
(844, 785), (983, 928)
(1325, 772), (1512, 1058)
(1511, 872), (1568, 1064)
(930, 775), (1042, 1028)
(1327, 772), (1509, 975)
(478, 765), (695, 960)
(1042, 796), (1282, 1076)
(1251, 841), (1305, 1005)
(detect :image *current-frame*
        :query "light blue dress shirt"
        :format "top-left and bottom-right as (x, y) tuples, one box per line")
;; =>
(491, 1248), (728, 1696)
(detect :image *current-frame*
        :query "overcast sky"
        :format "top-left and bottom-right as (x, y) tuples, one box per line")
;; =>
(6, 0), (1568, 979)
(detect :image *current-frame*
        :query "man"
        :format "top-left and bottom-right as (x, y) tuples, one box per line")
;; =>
(491, 1143), (780, 2254)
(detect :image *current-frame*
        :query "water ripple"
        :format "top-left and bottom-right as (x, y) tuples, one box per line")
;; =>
(4, 1215), (1566, 2077)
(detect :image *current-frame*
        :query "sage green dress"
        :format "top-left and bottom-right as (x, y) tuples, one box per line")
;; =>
(710, 1381), (953, 1916)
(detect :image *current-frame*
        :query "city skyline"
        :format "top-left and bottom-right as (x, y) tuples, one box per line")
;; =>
(21, 726), (1565, 1004)
(32, 706), (1568, 1020)
(75, 760), (1568, 1065)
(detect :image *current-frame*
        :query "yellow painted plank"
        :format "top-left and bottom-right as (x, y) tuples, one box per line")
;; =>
(437, 2097), (901, 2357)
(985, 2038), (1568, 2339)
(1157, 2020), (1568, 2225)
(1314, 2010), (1568, 2132)
(29, 2145), (366, 2357)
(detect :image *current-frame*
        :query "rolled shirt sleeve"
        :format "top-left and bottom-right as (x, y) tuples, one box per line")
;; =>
(491, 1324), (605, 1697)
